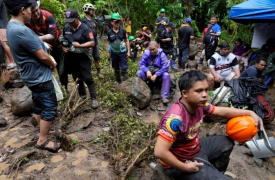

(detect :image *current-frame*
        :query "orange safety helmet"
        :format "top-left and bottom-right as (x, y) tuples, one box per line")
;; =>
(226, 116), (258, 143)
(142, 26), (147, 31)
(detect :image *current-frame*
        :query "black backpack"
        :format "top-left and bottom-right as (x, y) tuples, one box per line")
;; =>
(203, 26), (218, 46)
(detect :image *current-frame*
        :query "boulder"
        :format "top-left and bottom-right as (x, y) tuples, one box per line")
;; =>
(117, 77), (151, 109)
(1, 68), (24, 89)
(11, 86), (33, 116)
(189, 41), (199, 58)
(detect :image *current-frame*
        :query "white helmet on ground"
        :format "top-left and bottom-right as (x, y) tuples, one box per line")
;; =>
(82, 3), (95, 13)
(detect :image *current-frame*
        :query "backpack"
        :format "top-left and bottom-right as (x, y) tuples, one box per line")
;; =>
(203, 26), (218, 46)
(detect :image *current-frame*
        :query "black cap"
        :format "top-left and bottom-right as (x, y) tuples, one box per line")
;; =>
(220, 42), (230, 49)
(168, 22), (175, 28)
(65, 9), (79, 23)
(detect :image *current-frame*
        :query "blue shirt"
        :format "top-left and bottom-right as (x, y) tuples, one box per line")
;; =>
(7, 21), (52, 88)
(97, 16), (104, 26)
(241, 65), (261, 78)
(211, 23), (221, 34)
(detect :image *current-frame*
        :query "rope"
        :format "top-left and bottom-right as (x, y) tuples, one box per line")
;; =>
(257, 94), (274, 123)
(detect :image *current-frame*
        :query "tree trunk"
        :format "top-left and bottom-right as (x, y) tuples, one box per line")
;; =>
(225, 18), (230, 42)
(62, 0), (66, 5)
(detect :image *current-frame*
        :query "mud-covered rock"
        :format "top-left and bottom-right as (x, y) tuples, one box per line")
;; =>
(11, 86), (33, 116)
(117, 77), (151, 109)
(189, 41), (199, 58)
(1, 68), (24, 89)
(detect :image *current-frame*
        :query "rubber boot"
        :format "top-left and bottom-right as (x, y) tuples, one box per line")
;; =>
(199, 57), (204, 64)
(115, 71), (121, 84)
(122, 72), (128, 81)
(78, 80), (87, 100)
(170, 60), (178, 70)
(87, 84), (99, 109)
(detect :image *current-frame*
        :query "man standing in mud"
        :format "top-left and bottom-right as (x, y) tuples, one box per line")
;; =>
(154, 71), (263, 180)
(4, 0), (60, 151)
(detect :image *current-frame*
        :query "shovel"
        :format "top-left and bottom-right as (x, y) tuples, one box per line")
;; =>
(245, 126), (275, 158)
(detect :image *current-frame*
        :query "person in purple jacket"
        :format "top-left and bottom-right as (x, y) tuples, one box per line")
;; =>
(232, 38), (252, 70)
(136, 41), (170, 104)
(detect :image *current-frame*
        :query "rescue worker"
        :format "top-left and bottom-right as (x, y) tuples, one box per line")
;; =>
(129, 36), (137, 61)
(154, 70), (263, 180)
(62, 9), (99, 109)
(139, 26), (151, 48)
(82, 3), (102, 78)
(156, 8), (168, 38)
(27, 4), (69, 92)
(136, 41), (170, 104)
(208, 42), (240, 90)
(107, 13), (130, 84)
(158, 22), (177, 70)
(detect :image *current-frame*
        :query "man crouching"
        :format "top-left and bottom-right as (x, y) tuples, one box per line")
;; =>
(136, 41), (170, 104)
(154, 71), (263, 180)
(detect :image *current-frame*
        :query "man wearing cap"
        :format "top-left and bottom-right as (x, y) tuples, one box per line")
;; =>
(156, 8), (169, 37)
(26, 3), (69, 93)
(4, 0), (60, 151)
(204, 15), (221, 62)
(178, 18), (194, 69)
(106, 13), (130, 84)
(82, 3), (102, 78)
(208, 42), (240, 90)
(63, 9), (99, 109)
(158, 22), (177, 70)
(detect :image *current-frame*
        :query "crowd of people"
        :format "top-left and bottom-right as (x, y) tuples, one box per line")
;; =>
(0, 0), (273, 179)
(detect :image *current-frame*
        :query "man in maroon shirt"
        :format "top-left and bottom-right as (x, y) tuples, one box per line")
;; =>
(154, 71), (263, 180)
(26, 4), (68, 92)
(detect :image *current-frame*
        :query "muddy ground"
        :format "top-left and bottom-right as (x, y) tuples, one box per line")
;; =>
(1, 39), (275, 180)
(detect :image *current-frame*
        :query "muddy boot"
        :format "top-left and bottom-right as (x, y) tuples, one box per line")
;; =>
(115, 71), (121, 84)
(122, 73), (128, 81)
(87, 84), (99, 109)
(97, 68), (103, 78)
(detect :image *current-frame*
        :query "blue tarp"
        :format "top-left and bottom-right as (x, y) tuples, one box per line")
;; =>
(229, 0), (275, 24)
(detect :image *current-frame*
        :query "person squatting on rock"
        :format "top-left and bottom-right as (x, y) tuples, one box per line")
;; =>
(107, 13), (130, 84)
(62, 9), (99, 109)
(136, 41), (170, 104)
(158, 22), (178, 70)
(4, 0), (61, 151)
(0, 0), (16, 69)
(26, 3), (69, 93)
(177, 18), (194, 70)
(208, 42), (240, 90)
(82, 3), (102, 78)
(154, 70), (263, 180)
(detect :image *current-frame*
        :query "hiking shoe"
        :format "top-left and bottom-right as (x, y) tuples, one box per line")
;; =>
(91, 99), (99, 109)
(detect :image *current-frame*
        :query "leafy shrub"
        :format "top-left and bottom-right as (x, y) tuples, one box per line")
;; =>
(40, 0), (66, 29)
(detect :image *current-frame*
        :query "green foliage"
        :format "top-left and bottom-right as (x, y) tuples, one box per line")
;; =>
(40, 0), (66, 29)
(66, 0), (90, 18)
(191, 20), (202, 38)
